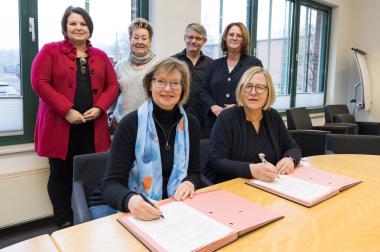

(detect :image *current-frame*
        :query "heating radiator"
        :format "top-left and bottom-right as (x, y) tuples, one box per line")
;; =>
(0, 146), (52, 229)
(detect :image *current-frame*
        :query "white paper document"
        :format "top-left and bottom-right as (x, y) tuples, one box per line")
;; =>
(127, 201), (234, 252)
(251, 175), (333, 203)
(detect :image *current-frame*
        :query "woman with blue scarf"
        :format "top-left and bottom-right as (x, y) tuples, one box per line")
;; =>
(89, 57), (201, 220)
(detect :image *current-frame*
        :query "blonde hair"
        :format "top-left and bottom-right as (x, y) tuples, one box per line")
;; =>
(143, 57), (190, 105)
(235, 67), (276, 110)
(128, 18), (153, 40)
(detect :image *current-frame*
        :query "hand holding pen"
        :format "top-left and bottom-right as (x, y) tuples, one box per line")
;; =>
(258, 153), (280, 179)
(127, 188), (165, 220)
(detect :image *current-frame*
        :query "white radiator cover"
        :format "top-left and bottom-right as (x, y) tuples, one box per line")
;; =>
(0, 145), (52, 229)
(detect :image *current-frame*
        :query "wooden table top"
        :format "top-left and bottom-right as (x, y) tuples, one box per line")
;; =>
(1, 234), (58, 252)
(52, 154), (380, 252)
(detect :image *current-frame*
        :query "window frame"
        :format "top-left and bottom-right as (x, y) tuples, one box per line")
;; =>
(0, 0), (147, 146)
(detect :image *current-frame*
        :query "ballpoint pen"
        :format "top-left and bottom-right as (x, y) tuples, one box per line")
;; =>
(258, 153), (280, 179)
(134, 187), (165, 219)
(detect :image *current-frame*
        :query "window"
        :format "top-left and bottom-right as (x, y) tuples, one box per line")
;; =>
(0, 0), (145, 146)
(256, 0), (294, 109)
(201, 0), (248, 59)
(0, 1), (23, 137)
(201, 0), (332, 110)
(295, 4), (329, 108)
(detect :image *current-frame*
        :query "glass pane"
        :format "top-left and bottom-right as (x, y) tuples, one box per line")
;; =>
(0, 1), (23, 136)
(38, 0), (132, 65)
(295, 5), (327, 107)
(256, 0), (293, 110)
(201, 0), (248, 59)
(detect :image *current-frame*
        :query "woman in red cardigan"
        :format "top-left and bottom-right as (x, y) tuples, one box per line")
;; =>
(31, 6), (118, 228)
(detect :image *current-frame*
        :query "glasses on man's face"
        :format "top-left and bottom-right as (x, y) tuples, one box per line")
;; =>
(244, 83), (268, 94)
(79, 57), (87, 75)
(185, 35), (204, 42)
(153, 78), (182, 90)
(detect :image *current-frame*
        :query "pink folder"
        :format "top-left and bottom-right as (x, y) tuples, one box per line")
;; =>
(246, 164), (362, 207)
(117, 189), (283, 252)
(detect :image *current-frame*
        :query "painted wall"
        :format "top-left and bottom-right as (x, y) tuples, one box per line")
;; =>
(324, 0), (380, 122)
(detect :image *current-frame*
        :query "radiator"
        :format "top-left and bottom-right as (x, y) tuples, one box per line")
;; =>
(0, 147), (52, 229)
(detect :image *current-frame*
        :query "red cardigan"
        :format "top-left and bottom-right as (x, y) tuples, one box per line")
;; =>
(31, 39), (119, 159)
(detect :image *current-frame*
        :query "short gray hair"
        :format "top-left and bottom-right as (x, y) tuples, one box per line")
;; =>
(185, 23), (207, 39)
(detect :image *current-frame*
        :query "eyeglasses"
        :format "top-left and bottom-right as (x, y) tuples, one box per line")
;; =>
(244, 84), (268, 94)
(153, 78), (182, 90)
(184, 35), (204, 42)
(79, 57), (87, 75)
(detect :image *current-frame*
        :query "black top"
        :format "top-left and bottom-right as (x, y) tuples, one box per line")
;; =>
(200, 55), (263, 137)
(88, 102), (201, 211)
(74, 57), (93, 114)
(203, 106), (301, 183)
(172, 49), (213, 128)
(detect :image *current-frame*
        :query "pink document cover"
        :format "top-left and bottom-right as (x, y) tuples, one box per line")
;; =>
(184, 189), (283, 236)
(118, 189), (283, 252)
(247, 164), (362, 207)
(291, 163), (362, 191)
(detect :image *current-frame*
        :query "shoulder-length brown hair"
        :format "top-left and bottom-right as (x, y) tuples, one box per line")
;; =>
(221, 22), (250, 56)
(142, 57), (190, 105)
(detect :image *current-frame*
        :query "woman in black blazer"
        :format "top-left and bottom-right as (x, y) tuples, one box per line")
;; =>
(200, 22), (262, 137)
(204, 67), (301, 184)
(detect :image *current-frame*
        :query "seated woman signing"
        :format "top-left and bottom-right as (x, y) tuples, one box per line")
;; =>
(89, 58), (201, 220)
(203, 67), (301, 184)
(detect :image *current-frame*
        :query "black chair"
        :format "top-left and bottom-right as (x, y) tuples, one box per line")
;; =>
(325, 134), (380, 154)
(286, 107), (354, 134)
(288, 129), (329, 157)
(200, 138), (213, 187)
(72, 152), (108, 225)
(324, 104), (380, 135)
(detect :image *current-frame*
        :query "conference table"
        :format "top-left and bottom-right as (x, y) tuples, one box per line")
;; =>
(51, 154), (380, 252)
(0, 234), (59, 252)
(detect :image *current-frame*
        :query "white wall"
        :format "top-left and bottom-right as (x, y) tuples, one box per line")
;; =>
(150, 0), (201, 58)
(324, 0), (380, 122)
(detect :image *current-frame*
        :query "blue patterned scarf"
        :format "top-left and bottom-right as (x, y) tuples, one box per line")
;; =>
(128, 99), (189, 200)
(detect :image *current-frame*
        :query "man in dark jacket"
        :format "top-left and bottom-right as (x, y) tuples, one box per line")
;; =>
(173, 23), (213, 133)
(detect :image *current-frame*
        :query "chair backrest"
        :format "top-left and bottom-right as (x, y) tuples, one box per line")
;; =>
(335, 114), (356, 124)
(324, 104), (351, 123)
(289, 130), (328, 157)
(286, 107), (313, 130)
(73, 152), (108, 200)
(325, 134), (380, 154)
(200, 139), (209, 173)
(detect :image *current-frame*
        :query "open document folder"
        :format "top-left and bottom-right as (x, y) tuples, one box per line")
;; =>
(246, 164), (362, 207)
(117, 189), (283, 252)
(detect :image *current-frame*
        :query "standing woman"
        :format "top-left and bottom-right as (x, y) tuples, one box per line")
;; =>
(201, 22), (262, 137)
(110, 18), (159, 128)
(31, 6), (118, 228)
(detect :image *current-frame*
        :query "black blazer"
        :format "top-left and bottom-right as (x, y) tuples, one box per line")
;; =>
(200, 55), (263, 136)
(204, 106), (301, 183)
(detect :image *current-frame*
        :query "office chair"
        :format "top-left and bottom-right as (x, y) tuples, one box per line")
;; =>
(324, 104), (380, 135)
(325, 134), (380, 154)
(200, 138), (213, 187)
(72, 152), (108, 225)
(288, 129), (329, 157)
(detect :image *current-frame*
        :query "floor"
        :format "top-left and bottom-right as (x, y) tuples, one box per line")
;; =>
(0, 217), (58, 249)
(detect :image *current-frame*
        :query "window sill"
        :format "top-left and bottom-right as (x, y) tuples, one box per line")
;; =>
(0, 143), (35, 155)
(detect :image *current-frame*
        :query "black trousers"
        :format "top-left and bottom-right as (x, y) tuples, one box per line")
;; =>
(48, 122), (95, 226)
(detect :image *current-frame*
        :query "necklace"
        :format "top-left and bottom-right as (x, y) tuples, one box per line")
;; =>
(152, 113), (177, 150)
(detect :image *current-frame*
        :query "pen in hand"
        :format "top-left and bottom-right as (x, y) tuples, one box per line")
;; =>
(258, 153), (280, 179)
(134, 187), (165, 219)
